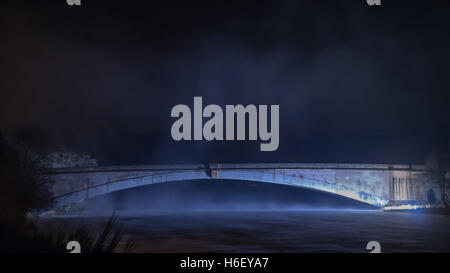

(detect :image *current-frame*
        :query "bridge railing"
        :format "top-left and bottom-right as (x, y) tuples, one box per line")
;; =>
(43, 163), (426, 174)
(210, 163), (424, 171)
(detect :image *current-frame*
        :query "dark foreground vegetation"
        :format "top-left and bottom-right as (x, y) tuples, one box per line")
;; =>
(0, 130), (53, 227)
(0, 213), (134, 253)
(0, 130), (132, 252)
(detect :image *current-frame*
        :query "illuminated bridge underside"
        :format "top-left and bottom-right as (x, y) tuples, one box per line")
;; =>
(47, 163), (438, 209)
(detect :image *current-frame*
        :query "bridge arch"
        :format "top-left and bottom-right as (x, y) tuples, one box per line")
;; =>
(50, 166), (389, 209)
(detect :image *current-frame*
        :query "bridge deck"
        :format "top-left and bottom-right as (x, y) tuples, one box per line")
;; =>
(46, 163), (425, 174)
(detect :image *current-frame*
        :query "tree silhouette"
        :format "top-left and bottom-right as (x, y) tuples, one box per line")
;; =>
(0, 129), (54, 226)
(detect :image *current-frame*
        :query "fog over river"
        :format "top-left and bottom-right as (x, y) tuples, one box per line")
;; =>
(38, 180), (450, 252)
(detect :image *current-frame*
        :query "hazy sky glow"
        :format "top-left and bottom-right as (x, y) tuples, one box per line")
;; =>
(1, 0), (449, 165)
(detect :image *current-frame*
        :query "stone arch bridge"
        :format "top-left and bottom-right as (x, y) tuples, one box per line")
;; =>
(44, 163), (443, 210)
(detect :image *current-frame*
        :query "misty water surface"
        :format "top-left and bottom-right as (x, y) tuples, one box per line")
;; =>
(38, 180), (450, 252)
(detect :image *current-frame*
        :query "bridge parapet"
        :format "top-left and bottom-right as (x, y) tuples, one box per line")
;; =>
(46, 163), (428, 174)
(45, 164), (205, 174)
(210, 163), (424, 171)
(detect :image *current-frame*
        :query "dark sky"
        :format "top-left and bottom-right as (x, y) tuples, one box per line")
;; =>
(1, 0), (450, 165)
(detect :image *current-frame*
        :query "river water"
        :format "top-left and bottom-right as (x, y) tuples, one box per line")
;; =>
(38, 210), (450, 253)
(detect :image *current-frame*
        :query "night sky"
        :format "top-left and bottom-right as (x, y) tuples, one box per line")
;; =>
(1, 0), (450, 165)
